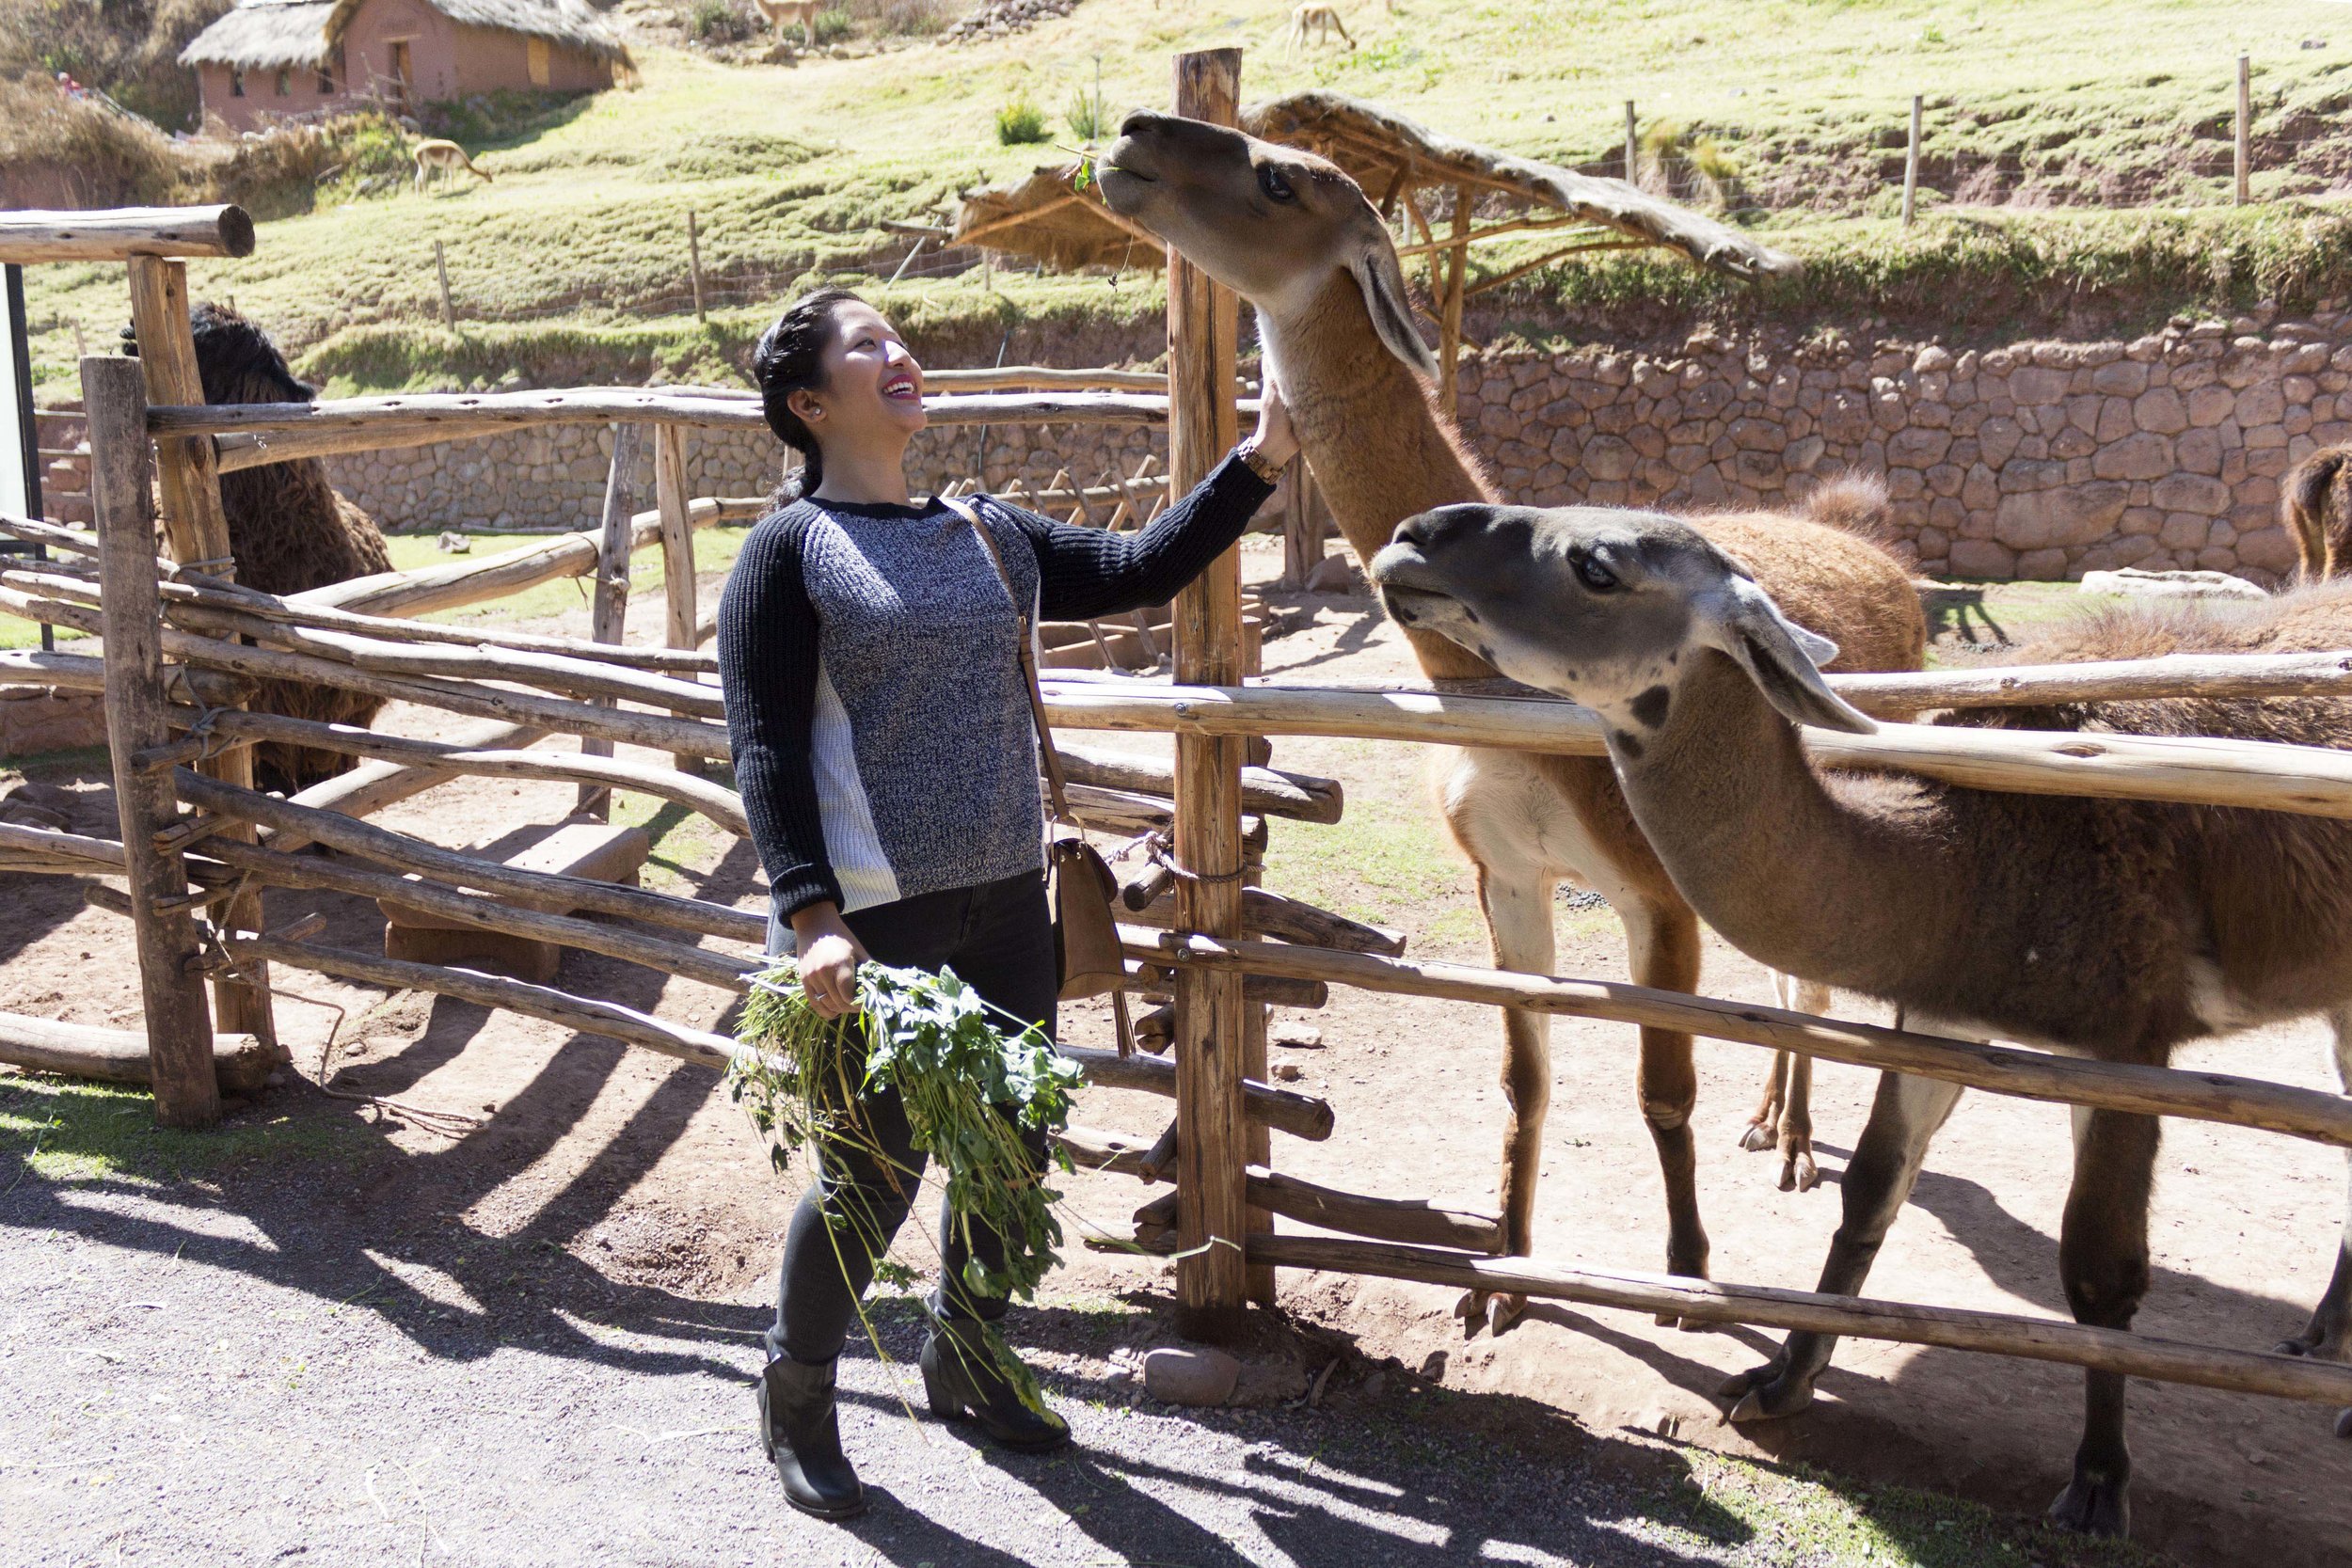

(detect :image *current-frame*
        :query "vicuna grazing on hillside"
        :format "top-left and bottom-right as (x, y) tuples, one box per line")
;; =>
(1280, 3), (1355, 54)
(1099, 110), (1927, 1329)
(1370, 499), (2352, 1538)
(754, 0), (824, 47)
(412, 138), (492, 193)
(188, 302), (396, 791)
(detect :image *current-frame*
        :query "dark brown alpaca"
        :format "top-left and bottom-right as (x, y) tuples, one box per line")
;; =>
(187, 302), (395, 791)
(1374, 502), (2352, 1539)
(2282, 444), (2352, 583)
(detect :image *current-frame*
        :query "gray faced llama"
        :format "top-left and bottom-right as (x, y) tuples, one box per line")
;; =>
(1099, 110), (1926, 1327)
(1371, 499), (2352, 1538)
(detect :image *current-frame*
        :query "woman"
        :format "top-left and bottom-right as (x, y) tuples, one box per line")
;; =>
(719, 288), (1297, 1518)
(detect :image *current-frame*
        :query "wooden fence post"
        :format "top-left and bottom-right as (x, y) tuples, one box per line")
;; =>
(435, 239), (455, 330)
(2236, 54), (2252, 206)
(1624, 100), (1637, 183)
(579, 422), (644, 816)
(1438, 185), (1470, 414)
(85, 354), (219, 1128)
(1902, 94), (1922, 225)
(1167, 44), (1263, 1332)
(653, 423), (700, 772)
(687, 212), (707, 324)
(125, 254), (276, 1062)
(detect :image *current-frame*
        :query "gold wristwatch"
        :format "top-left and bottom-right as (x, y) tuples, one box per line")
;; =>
(1237, 437), (1286, 484)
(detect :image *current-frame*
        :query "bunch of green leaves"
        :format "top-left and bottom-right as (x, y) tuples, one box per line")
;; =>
(994, 90), (1050, 148)
(731, 958), (1084, 1305)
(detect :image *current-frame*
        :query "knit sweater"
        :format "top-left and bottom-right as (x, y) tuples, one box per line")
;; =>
(718, 451), (1275, 922)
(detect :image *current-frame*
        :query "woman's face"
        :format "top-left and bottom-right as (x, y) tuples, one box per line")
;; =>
(793, 301), (926, 450)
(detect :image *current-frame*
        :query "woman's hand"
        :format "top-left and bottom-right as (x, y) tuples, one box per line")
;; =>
(1250, 370), (1300, 470)
(788, 902), (867, 1018)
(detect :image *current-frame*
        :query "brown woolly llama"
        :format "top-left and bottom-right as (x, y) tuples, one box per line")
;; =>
(187, 302), (395, 791)
(2282, 444), (2352, 583)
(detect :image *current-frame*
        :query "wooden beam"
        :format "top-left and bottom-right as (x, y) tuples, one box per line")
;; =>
(1439, 186), (1469, 413)
(0, 204), (254, 263)
(264, 718), (546, 854)
(85, 355), (219, 1129)
(1167, 44), (1259, 1329)
(1247, 1234), (2352, 1409)
(0, 1010), (278, 1098)
(1123, 929), (2352, 1149)
(653, 424), (702, 772)
(1057, 1041), (1334, 1142)
(580, 423), (644, 815)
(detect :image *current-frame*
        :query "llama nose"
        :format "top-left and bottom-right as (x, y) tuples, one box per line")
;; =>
(1117, 110), (1166, 136)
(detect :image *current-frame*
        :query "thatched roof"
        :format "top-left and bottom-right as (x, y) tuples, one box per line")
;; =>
(183, 0), (629, 71)
(948, 89), (1795, 280)
(1243, 91), (1795, 279)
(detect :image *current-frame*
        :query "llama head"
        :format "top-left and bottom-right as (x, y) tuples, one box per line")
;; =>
(1098, 111), (1434, 380)
(189, 301), (315, 407)
(1370, 502), (1877, 738)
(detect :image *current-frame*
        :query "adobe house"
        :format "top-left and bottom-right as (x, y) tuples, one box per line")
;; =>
(180, 0), (632, 135)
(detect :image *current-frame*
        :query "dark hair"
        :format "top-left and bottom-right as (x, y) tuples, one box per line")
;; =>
(753, 287), (862, 500)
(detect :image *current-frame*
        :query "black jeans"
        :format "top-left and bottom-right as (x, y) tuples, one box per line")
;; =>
(764, 870), (1057, 1367)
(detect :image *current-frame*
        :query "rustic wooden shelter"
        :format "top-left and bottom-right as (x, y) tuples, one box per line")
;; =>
(949, 88), (1796, 406)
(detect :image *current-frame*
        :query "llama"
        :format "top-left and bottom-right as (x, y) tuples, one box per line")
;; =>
(1369, 499), (2352, 1537)
(1280, 2), (1356, 55)
(412, 138), (492, 193)
(188, 302), (396, 791)
(1097, 111), (1927, 1326)
(753, 0), (824, 47)
(2282, 444), (2352, 583)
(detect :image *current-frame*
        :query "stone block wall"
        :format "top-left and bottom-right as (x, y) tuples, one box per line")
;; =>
(317, 415), (1168, 534)
(1453, 310), (2348, 583)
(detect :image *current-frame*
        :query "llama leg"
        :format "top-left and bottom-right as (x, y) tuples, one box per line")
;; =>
(1779, 980), (1827, 1193)
(2046, 1107), (2160, 1538)
(1742, 974), (1797, 1153)
(2278, 1007), (2352, 1437)
(1722, 1064), (1963, 1420)
(1458, 862), (1554, 1335)
(1629, 898), (1710, 1312)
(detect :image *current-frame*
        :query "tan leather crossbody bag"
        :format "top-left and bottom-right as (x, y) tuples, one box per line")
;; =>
(942, 496), (1135, 1056)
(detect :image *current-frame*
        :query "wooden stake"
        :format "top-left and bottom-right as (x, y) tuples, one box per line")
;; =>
(687, 211), (707, 323)
(435, 239), (455, 329)
(1902, 94), (1922, 225)
(124, 254), (276, 1062)
(653, 425), (702, 772)
(580, 422), (644, 815)
(2236, 55), (2252, 205)
(1439, 185), (1469, 413)
(1624, 100), (1638, 182)
(1166, 44), (1260, 1331)
(84, 355), (218, 1129)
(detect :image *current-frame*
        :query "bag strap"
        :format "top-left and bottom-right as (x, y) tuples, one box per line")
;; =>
(940, 495), (1074, 827)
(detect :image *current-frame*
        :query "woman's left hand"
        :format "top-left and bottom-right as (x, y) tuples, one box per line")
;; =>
(1250, 371), (1300, 470)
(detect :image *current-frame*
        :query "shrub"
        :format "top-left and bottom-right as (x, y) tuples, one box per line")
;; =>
(812, 5), (854, 43)
(690, 0), (755, 42)
(880, 0), (946, 35)
(994, 90), (1049, 146)
(1064, 84), (1110, 143)
(0, 76), (177, 208)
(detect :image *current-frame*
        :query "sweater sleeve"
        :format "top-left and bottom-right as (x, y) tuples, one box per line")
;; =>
(716, 510), (843, 921)
(1001, 449), (1276, 621)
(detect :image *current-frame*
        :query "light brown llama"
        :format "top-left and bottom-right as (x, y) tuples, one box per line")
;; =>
(1372, 499), (2352, 1539)
(1099, 112), (1927, 1328)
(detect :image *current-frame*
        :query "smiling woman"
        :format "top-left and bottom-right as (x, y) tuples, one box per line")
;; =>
(715, 285), (1298, 1517)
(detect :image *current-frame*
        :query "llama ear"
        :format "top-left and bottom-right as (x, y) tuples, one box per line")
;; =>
(1704, 578), (1878, 735)
(1346, 224), (1439, 381)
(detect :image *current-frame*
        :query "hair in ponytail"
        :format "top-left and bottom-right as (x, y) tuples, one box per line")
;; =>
(753, 287), (861, 502)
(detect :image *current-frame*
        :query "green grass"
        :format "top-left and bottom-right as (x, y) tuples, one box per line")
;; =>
(25, 2), (2352, 397)
(0, 1074), (369, 1185)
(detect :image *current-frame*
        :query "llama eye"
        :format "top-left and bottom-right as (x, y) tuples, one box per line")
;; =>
(1258, 166), (1296, 202)
(1575, 554), (1619, 592)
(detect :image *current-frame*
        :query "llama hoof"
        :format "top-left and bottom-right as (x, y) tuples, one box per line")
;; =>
(1739, 1118), (1775, 1153)
(1717, 1360), (1813, 1423)
(1486, 1292), (1526, 1335)
(1454, 1289), (1489, 1332)
(2045, 1474), (2130, 1538)
(1782, 1147), (1821, 1192)
(2274, 1320), (2345, 1359)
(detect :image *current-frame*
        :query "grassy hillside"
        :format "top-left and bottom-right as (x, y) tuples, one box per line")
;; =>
(24, 0), (2352, 397)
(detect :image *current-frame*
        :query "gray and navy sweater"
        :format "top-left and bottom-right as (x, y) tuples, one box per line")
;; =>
(718, 451), (1275, 922)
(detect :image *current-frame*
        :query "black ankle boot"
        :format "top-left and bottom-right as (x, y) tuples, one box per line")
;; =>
(757, 1355), (866, 1518)
(920, 1319), (1071, 1451)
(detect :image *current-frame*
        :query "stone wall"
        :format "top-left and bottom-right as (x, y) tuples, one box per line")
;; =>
(1453, 309), (2349, 583)
(318, 415), (1168, 534)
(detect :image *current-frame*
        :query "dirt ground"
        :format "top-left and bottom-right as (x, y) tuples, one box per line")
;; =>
(4, 541), (2349, 1566)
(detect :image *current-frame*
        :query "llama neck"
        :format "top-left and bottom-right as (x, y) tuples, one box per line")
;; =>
(1609, 654), (1968, 998)
(1268, 274), (1499, 680)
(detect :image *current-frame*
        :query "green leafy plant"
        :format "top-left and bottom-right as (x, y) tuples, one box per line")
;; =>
(994, 90), (1051, 147)
(1065, 84), (1111, 144)
(689, 0), (755, 43)
(731, 958), (1084, 1305)
(813, 5), (855, 44)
